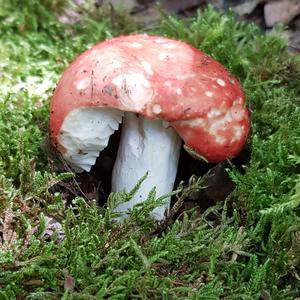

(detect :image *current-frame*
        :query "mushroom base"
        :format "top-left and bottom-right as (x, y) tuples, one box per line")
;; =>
(112, 112), (182, 220)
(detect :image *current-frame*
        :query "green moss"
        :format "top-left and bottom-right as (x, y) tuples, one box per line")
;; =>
(0, 1), (300, 299)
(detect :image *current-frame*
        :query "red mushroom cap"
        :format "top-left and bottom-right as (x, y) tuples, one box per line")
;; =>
(50, 34), (250, 163)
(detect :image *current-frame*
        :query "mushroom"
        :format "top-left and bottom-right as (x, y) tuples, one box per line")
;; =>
(49, 34), (250, 220)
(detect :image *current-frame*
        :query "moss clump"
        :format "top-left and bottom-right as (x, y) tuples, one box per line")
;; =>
(0, 2), (300, 299)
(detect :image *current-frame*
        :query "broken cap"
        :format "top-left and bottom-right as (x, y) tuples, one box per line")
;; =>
(50, 34), (250, 169)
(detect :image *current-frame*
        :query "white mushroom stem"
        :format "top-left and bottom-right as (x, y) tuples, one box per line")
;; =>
(112, 112), (182, 220)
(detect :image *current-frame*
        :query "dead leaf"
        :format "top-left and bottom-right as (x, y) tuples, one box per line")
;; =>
(0, 208), (17, 248)
(23, 279), (44, 286)
(43, 215), (65, 242)
(64, 275), (75, 291)
(63, 269), (75, 291)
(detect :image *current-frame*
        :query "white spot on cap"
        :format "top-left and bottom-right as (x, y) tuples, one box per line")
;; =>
(130, 42), (143, 48)
(224, 110), (233, 123)
(208, 114), (228, 136)
(234, 96), (243, 105)
(217, 79), (226, 87)
(141, 61), (154, 76)
(231, 125), (244, 143)
(142, 80), (151, 88)
(207, 108), (221, 118)
(152, 104), (162, 114)
(164, 44), (176, 49)
(110, 60), (122, 69)
(76, 78), (90, 90)
(178, 118), (205, 127)
(112, 73), (153, 110)
(165, 81), (172, 87)
(205, 91), (213, 97)
(230, 105), (246, 121)
(176, 88), (182, 95)
(86, 50), (99, 59)
(159, 53), (168, 61)
(155, 38), (167, 44)
(216, 135), (226, 144)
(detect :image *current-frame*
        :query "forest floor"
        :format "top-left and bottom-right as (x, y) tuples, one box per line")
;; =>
(0, 1), (300, 299)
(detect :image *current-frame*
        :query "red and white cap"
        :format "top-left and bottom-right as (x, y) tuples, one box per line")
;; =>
(50, 34), (250, 171)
